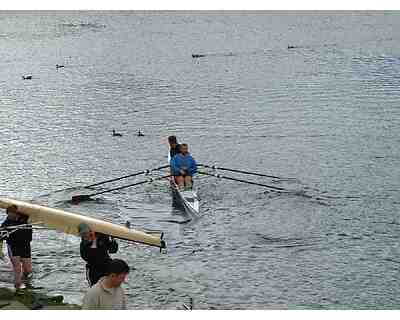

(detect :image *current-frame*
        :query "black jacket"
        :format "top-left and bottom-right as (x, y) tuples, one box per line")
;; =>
(0, 217), (32, 245)
(80, 233), (118, 270)
(170, 144), (181, 159)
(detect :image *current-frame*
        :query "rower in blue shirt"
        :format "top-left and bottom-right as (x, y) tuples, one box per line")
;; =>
(170, 143), (197, 189)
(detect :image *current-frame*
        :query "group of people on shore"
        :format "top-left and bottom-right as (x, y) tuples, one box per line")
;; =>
(0, 206), (130, 309)
(0, 135), (197, 309)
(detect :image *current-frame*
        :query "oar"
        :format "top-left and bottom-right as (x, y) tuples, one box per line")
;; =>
(198, 171), (289, 192)
(0, 222), (45, 232)
(72, 174), (172, 203)
(199, 164), (296, 180)
(83, 164), (170, 189)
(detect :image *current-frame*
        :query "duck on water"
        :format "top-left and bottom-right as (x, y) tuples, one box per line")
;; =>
(112, 129), (122, 137)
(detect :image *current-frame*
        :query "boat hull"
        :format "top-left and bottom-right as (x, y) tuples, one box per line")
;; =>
(0, 197), (164, 248)
(169, 177), (199, 215)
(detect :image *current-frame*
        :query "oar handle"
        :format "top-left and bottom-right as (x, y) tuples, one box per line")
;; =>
(88, 174), (173, 197)
(85, 170), (147, 188)
(199, 164), (292, 180)
(198, 171), (288, 192)
(84, 164), (170, 188)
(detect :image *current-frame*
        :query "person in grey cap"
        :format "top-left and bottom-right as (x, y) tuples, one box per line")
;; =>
(78, 223), (119, 287)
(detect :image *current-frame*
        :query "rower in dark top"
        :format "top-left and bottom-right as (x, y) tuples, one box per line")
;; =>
(168, 135), (181, 160)
(78, 223), (119, 287)
(0, 205), (33, 290)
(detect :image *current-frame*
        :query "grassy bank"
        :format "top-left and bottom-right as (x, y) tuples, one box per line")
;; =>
(0, 286), (81, 310)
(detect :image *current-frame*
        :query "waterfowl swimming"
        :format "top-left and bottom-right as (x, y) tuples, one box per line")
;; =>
(288, 45), (297, 49)
(112, 129), (122, 137)
(22, 75), (32, 80)
(192, 54), (206, 58)
(137, 130), (144, 137)
(56, 64), (65, 69)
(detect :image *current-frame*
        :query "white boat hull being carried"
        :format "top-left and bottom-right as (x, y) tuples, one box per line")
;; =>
(0, 197), (165, 248)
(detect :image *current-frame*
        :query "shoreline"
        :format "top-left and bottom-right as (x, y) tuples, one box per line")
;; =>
(1, 248), (80, 310)
(0, 285), (81, 310)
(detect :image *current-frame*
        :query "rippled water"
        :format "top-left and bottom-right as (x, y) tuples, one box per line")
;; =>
(1, 12), (400, 309)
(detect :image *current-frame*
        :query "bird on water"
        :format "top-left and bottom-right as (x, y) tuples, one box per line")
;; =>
(112, 129), (122, 137)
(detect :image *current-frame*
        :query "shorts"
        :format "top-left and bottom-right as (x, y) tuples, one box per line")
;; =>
(7, 243), (31, 258)
(173, 170), (191, 177)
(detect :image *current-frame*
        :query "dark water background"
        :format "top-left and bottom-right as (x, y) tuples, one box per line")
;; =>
(0, 11), (400, 309)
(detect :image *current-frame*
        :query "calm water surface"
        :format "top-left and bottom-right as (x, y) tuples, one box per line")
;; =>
(0, 11), (400, 309)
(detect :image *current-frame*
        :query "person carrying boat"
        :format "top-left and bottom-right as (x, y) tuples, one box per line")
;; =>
(0, 205), (33, 291)
(82, 258), (130, 309)
(78, 223), (119, 287)
(168, 135), (181, 160)
(170, 143), (198, 189)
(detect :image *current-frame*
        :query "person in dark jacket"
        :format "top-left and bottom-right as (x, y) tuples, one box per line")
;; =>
(0, 205), (33, 290)
(168, 135), (181, 160)
(78, 223), (119, 287)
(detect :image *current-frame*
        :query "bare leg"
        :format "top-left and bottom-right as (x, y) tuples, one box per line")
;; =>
(184, 176), (193, 189)
(10, 257), (22, 289)
(0, 241), (5, 260)
(175, 176), (184, 188)
(21, 258), (32, 276)
(7, 246), (23, 289)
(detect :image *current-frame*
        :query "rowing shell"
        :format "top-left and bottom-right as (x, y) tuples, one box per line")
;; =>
(167, 153), (199, 215)
(0, 197), (165, 248)
(169, 177), (199, 215)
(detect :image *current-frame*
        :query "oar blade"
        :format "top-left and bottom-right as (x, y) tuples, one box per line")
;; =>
(83, 164), (170, 189)
(71, 174), (173, 203)
(71, 194), (92, 203)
